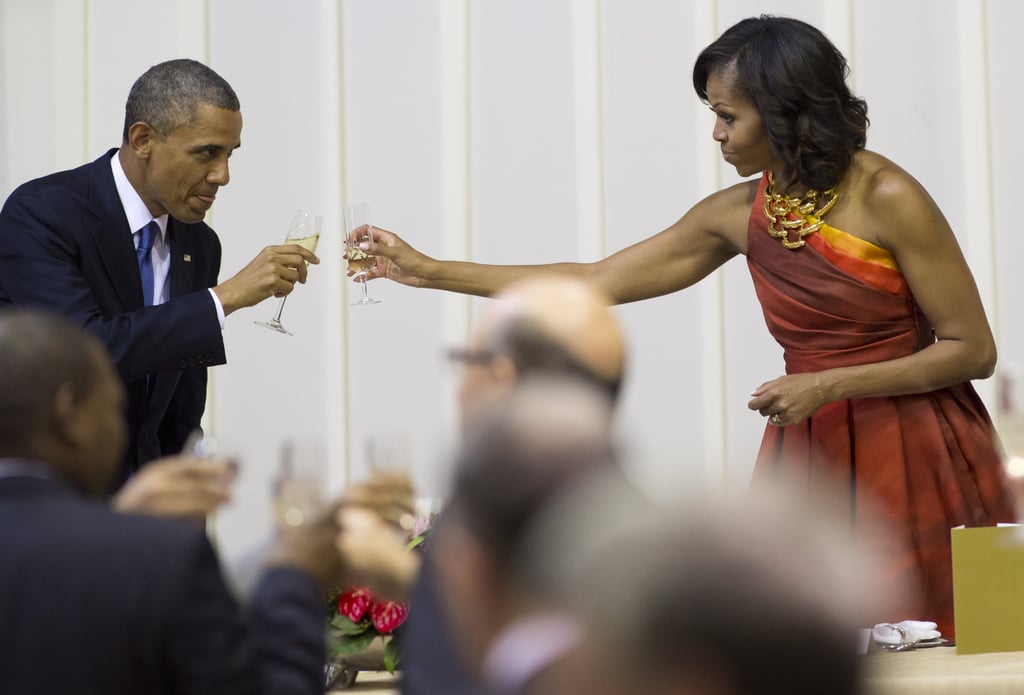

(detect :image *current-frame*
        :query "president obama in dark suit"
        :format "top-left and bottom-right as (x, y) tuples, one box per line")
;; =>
(0, 59), (317, 487)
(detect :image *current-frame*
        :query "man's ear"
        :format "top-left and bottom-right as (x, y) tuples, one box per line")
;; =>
(126, 121), (158, 159)
(50, 382), (83, 447)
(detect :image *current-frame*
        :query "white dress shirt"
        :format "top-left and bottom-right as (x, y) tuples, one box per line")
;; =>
(109, 153), (225, 326)
(482, 613), (581, 693)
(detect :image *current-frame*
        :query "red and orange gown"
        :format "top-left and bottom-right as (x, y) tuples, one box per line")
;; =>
(746, 172), (1013, 639)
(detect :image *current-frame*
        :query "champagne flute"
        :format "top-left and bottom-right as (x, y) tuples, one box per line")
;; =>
(365, 432), (411, 475)
(364, 432), (415, 532)
(344, 203), (381, 305)
(273, 438), (327, 528)
(255, 209), (323, 334)
(182, 428), (225, 541)
(183, 428), (219, 459)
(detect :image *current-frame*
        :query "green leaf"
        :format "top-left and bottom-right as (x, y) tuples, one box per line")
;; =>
(383, 636), (401, 674)
(406, 535), (427, 551)
(327, 630), (376, 656)
(329, 613), (370, 635)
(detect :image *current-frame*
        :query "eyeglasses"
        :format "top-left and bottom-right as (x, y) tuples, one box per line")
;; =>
(444, 347), (499, 367)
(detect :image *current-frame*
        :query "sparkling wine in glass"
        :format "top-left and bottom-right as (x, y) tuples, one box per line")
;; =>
(255, 209), (323, 334)
(273, 438), (326, 528)
(183, 428), (224, 539)
(345, 203), (381, 305)
(365, 433), (414, 532)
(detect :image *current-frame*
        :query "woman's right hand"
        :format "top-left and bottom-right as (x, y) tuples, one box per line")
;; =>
(345, 224), (434, 289)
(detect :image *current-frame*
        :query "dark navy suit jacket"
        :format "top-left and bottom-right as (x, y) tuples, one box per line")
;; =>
(0, 150), (226, 485)
(0, 474), (325, 695)
(402, 549), (480, 695)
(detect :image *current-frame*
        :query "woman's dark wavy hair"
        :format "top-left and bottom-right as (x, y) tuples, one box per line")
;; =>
(693, 15), (869, 192)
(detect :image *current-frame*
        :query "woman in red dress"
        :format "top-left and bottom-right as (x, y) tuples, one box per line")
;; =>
(348, 15), (1012, 639)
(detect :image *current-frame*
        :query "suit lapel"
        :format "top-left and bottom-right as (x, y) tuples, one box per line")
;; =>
(167, 219), (196, 299)
(87, 151), (144, 312)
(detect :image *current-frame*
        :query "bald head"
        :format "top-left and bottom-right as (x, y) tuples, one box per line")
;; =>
(457, 277), (626, 425)
(485, 276), (624, 384)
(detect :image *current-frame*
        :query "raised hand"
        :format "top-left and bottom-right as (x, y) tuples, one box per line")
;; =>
(267, 499), (346, 590)
(214, 243), (320, 316)
(335, 505), (421, 601)
(111, 455), (237, 522)
(344, 224), (433, 289)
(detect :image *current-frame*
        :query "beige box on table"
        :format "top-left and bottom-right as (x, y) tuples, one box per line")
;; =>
(951, 525), (1024, 655)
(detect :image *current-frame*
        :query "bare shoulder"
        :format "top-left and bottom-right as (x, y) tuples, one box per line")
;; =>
(846, 150), (946, 250)
(687, 178), (762, 252)
(702, 177), (761, 214)
(855, 150), (936, 220)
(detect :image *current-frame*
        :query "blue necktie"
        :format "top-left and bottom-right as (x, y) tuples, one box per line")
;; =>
(137, 220), (158, 306)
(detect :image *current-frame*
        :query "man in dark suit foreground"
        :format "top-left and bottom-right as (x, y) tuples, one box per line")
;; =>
(0, 311), (340, 695)
(0, 58), (318, 486)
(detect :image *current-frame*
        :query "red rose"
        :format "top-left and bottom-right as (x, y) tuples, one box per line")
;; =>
(337, 587), (373, 622)
(370, 600), (409, 634)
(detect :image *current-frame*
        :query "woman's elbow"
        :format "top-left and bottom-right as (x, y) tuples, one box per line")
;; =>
(972, 339), (997, 380)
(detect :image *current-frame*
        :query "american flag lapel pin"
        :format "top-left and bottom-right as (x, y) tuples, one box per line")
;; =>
(183, 254), (192, 263)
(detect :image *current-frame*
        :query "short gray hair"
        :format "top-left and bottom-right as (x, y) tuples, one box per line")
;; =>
(122, 58), (239, 141)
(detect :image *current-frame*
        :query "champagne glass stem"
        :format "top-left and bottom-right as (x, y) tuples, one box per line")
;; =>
(272, 296), (288, 323)
(255, 208), (320, 335)
(360, 275), (370, 300)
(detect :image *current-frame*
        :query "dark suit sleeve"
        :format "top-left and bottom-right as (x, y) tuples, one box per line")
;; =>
(0, 188), (225, 381)
(157, 239), (222, 455)
(163, 535), (324, 695)
(249, 568), (328, 695)
(401, 551), (480, 695)
(158, 366), (209, 455)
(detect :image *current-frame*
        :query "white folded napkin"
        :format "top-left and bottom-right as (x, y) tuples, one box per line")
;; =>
(872, 620), (942, 646)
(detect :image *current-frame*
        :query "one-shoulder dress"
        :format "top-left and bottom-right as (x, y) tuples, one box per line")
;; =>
(746, 172), (1013, 639)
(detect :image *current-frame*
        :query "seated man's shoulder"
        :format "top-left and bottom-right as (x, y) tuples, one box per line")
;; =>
(29, 491), (211, 561)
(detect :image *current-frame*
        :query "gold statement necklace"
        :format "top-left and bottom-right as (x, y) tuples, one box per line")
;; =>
(762, 172), (839, 250)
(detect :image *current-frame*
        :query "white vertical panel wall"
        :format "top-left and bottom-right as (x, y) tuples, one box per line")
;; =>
(205, 0), (347, 561)
(600, 0), (722, 492)
(0, 0), (1021, 556)
(339, 0), (454, 501)
(85, 0), (208, 155)
(988, 0), (1024, 425)
(0, 0), (87, 183)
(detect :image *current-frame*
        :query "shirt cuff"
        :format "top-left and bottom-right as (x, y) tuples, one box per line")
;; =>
(208, 288), (226, 329)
